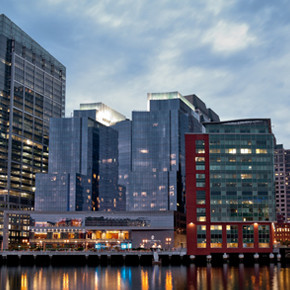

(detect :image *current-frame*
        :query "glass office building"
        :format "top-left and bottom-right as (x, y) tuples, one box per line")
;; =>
(186, 119), (276, 255)
(122, 92), (219, 212)
(0, 15), (65, 232)
(35, 108), (124, 212)
(112, 119), (131, 204)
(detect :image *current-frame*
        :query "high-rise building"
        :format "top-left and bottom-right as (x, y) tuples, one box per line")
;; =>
(114, 91), (219, 212)
(274, 144), (290, 222)
(35, 105), (125, 212)
(112, 119), (131, 202)
(0, 15), (65, 224)
(186, 119), (276, 256)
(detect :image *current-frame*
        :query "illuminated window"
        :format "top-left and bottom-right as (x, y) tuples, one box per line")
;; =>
(210, 225), (222, 248)
(195, 157), (205, 162)
(241, 174), (252, 179)
(243, 225), (254, 248)
(241, 148), (252, 154)
(256, 149), (268, 154)
(197, 208), (206, 221)
(227, 225), (238, 248)
(226, 148), (237, 154)
(258, 225), (270, 248)
(197, 225), (207, 248)
(140, 149), (148, 154)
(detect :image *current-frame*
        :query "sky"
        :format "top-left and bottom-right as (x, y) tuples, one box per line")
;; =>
(2, 0), (290, 145)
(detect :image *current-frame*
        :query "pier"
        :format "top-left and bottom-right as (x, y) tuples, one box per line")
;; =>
(0, 249), (288, 266)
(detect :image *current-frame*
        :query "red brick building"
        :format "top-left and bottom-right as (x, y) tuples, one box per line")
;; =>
(185, 120), (276, 256)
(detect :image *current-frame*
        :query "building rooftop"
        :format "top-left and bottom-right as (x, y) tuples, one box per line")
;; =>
(77, 103), (126, 126)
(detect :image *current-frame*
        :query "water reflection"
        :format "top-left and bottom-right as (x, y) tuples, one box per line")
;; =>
(0, 264), (289, 289)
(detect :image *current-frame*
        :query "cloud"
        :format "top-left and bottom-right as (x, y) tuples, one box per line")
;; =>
(202, 20), (257, 53)
(2, 0), (290, 146)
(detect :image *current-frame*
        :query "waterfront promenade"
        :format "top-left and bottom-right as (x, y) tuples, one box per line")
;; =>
(0, 248), (289, 266)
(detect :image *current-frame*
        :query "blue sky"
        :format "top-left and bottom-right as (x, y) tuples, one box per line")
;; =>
(2, 0), (290, 145)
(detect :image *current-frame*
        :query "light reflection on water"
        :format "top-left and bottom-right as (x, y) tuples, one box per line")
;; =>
(0, 264), (289, 290)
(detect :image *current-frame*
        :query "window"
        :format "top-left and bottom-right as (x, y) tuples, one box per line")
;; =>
(196, 174), (205, 179)
(196, 140), (205, 153)
(241, 174), (252, 179)
(256, 149), (268, 154)
(196, 172), (206, 187)
(196, 165), (205, 170)
(196, 140), (205, 146)
(196, 190), (206, 204)
(225, 148), (237, 154)
(210, 225), (222, 248)
(195, 157), (205, 162)
(197, 225), (207, 248)
(241, 148), (252, 154)
(196, 182), (205, 187)
(243, 225), (254, 248)
(258, 225), (270, 248)
(197, 208), (206, 221)
(227, 225), (238, 248)
(209, 149), (221, 153)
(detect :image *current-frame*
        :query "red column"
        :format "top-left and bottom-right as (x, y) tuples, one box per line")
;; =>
(222, 224), (227, 249)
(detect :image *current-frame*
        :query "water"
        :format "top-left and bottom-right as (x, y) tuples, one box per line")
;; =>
(0, 264), (289, 289)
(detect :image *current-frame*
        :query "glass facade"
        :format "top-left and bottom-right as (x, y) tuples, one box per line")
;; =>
(0, 15), (65, 236)
(205, 119), (276, 222)
(112, 119), (131, 210)
(125, 92), (218, 212)
(35, 113), (122, 212)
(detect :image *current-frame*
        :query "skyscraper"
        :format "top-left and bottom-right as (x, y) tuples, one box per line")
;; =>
(0, 15), (65, 226)
(186, 119), (276, 256)
(35, 104), (125, 212)
(274, 144), (290, 222)
(114, 92), (219, 212)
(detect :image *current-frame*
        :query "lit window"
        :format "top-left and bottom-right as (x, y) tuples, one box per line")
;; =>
(195, 157), (205, 162)
(210, 225), (222, 248)
(197, 225), (207, 248)
(226, 148), (237, 154)
(241, 148), (252, 154)
(140, 149), (148, 154)
(241, 174), (252, 179)
(256, 149), (268, 154)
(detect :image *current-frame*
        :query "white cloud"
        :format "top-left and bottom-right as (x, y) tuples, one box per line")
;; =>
(202, 20), (257, 53)
(205, 0), (236, 15)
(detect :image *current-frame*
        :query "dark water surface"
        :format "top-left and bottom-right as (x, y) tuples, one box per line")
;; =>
(0, 264), (289, 289)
